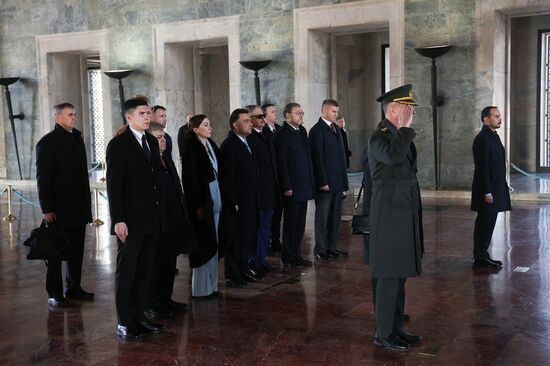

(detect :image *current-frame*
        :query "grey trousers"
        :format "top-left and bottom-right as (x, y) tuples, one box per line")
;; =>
(375, 277), (406, 338)
(314, 191), (343, 255)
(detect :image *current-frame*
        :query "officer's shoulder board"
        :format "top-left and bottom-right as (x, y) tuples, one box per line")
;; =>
(379, 127), (389, 133)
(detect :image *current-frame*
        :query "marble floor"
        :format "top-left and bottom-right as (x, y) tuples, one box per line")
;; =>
(1, 189), (550, 365)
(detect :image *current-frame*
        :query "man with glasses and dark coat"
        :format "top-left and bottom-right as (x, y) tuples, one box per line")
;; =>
(36, 102), (94, 308)
(368, 84), (423, 352)
(247, 105), (282, 275)
(275, 103), (316, 267)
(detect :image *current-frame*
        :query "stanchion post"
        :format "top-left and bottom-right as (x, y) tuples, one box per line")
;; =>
(91, 188), (104, 227)
(3, 185), (17, 222)
(99, 160), (106, 183)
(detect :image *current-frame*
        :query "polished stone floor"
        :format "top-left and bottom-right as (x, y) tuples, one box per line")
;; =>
(1, 189), (550, 365)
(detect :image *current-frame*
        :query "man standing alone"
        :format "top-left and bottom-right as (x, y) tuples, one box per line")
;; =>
(36, 102), (94, 307)
(471, 106), (510, 267)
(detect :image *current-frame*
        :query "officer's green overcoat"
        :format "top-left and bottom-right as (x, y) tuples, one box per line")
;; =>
(367, 119), (423, 278)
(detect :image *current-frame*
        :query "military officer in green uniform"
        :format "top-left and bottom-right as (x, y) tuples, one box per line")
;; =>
(367, 84), (423, 352)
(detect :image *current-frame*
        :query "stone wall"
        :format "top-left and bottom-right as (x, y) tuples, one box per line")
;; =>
(405, 0), (477, 189)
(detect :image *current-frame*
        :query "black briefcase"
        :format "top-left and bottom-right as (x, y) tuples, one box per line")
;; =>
(351, 186), (370, 235)
(23, 220), (71, 261)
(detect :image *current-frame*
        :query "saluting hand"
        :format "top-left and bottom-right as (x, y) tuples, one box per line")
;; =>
(398, 105), (415, 128)
(115, 222), (128, 243)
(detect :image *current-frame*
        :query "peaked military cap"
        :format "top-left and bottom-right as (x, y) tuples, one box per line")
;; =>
(376, 84), (418, 106)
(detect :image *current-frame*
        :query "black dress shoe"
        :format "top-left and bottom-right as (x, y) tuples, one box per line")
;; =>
(314, 252), (334, 261)
(373, 333), (411, 352)
(116, 325), (143, 341)
(403, 313), (411, 322)
(65, 287), (95, 301)
(144, 308), (173, 319)
(473, 258), (500, 267)
(395, 330), (422, 345)
(48, 297), (72, 308)
(487, 257), (503, 266)
(296, 257), (313, 267)
(136, 320), (166, 334)
(327, 249), (349, 257)
(165, 299), (188, 311)
(226, 278), (247, 288)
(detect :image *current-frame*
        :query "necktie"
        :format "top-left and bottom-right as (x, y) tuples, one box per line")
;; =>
(160, 154), (166, 169)
(330, 123), (337, 134)
(243, 139), (252, 154)
(141, 135), (151, 160)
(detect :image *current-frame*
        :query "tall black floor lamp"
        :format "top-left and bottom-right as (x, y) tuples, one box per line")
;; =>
(104, 69), (134, 124)
(0, 77), (25, 179)
(239, 60), (272, 106)
(414, 45), (453, 189)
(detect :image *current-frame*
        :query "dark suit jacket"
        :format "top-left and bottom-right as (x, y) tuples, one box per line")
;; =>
(275, 122), (315, 203)
(106, 127), (167, 236)
(308, 118), (349, 193)
(248, 129), (282, 209)
(220, 131), (259, 230)
(471, 124), (511, 213)
(36, 124), (92, 227)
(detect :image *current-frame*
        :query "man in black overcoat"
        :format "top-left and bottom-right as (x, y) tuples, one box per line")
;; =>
(275, 103), (316, 267)
(309, 99), (349, 261)
(471, 106), (511, 267)
(368, 85), (423, 352)
(220, 109), (260, 286)
(106, 98), (168, 341)
(247, 105), (282, 274)
(262, 103), (283, 254)
(36, 102), (93, 307)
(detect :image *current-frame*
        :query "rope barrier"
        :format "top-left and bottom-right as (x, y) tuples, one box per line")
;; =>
(99, 191), (109, 200)
(0, 188), (7, 197)
(11, 188), (41, 208)
(88, 163), (102, 173)
(510, 163), (548, 180)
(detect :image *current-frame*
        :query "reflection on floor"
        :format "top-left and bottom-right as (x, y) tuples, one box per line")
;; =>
(1, 189), (550, 365)
(510, 172), (550, 194)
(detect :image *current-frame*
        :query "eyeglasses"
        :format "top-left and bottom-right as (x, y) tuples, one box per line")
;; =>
(291, 111), (304, 116)
(251, 114), (266, 119)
